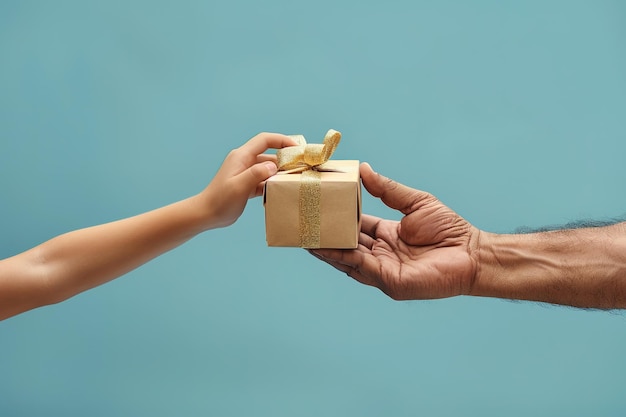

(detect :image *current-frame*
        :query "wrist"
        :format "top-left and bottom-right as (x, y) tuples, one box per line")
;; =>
(193, 182), (245, 231)
(189, 190), (222, 232)
(471, 231), (545, 301)
(472, 224), (626, 309)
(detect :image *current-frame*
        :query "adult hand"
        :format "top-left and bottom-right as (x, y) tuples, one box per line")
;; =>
(310, 163), (481, 300)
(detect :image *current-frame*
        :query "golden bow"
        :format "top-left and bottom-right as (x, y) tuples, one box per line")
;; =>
(275, 129), (342, 248)
(277, 129), (341, 173)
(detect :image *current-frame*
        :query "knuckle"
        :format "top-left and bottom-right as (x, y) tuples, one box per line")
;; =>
(381, 175), (397, 192)
(227, 148), (242, 159)
(408, 191), (436, 212)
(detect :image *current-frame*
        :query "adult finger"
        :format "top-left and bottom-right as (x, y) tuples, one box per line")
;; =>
(309, 247), (381, 286)
(361, 214), (384, 238)
(358, 232), (376, 250)
(307, 249), (379, 288)
(360, 162), (434, 215)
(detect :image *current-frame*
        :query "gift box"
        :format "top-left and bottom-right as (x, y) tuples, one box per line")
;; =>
(263, 130), (361, 249)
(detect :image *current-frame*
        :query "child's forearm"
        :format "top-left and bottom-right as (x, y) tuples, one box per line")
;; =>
(473, 222), (626, 309)
(0, 132), (295, 320)
(0, 194), (211, 319)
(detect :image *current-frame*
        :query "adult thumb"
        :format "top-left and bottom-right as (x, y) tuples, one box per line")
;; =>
(360, 162), (431, 215)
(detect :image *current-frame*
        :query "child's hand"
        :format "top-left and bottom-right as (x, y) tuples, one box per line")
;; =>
(0, 131), (296, 319)
(200, 132), (297, 229)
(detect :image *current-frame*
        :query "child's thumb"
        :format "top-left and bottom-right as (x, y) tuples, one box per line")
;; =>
(239, 161), (278, 192)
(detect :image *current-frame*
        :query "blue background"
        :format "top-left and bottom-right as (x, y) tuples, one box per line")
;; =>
(2, 1), (626, 415)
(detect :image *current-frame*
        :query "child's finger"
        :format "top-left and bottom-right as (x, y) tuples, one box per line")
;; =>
(253, 181), (266, 198)
(236, 161), (277, 197)
(256, 154), (277, 164)
(240, 133), (297, 157)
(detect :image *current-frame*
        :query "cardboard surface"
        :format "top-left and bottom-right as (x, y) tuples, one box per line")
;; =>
(264, 160), (361, 248)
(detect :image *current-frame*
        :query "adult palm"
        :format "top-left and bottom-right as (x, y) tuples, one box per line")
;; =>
(311, 163), (480, 300)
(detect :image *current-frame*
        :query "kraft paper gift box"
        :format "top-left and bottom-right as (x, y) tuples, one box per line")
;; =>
(263, 130), (362, 249)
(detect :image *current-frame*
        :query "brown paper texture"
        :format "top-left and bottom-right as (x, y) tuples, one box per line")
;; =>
(264, 160), (361, 249)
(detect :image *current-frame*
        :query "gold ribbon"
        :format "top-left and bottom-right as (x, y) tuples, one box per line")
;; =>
(276, 129), (341, 248)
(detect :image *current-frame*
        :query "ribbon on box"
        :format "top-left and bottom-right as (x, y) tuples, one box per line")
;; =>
(276, 129), (341, 248)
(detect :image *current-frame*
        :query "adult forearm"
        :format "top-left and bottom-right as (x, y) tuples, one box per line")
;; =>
(472, 222), (626, 309)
